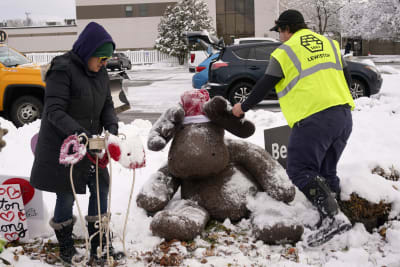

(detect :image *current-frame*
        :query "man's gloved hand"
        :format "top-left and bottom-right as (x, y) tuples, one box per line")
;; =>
(232, 103), (244, 118)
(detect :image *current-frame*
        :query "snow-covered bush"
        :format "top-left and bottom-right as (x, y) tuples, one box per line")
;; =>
(155, 0), (214, 65)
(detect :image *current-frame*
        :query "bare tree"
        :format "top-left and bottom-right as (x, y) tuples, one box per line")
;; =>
(340, 0), (400, 40)
(281, 0), (349, 35)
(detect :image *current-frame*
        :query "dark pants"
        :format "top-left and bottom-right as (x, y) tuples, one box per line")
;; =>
(54, 165), (109, 223)
(286, 105), (352, 194)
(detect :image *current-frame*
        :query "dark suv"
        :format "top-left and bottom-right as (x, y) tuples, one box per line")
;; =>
(206, 42), (280, 104)
(186, 32), (383, 105)
(107, 52), (132, 71)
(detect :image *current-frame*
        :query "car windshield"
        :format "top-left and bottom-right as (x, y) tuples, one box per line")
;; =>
(0, 46), (30, 67)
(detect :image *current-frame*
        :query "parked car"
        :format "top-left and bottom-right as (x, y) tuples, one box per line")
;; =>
(233, 37), (279, 45)
(192, 38), (279, 89)
(185, 31), (224, 73)
(186, 32), (383, 105)
(192, 53), (219, 89)
(107, 52), (132, 71)
(0, 44), (45, 127)
(0, 44), (130, 127)
(188, 50), (210, 73)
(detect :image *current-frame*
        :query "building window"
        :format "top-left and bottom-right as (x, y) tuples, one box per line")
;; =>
(76, 3), (176, 19)
(216, 0), (254, 44)
(125, 5), (133, 17)
(139, 4), (148, 17)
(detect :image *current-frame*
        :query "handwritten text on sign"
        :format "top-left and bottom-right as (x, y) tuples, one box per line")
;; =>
(0, 184), (29, 242)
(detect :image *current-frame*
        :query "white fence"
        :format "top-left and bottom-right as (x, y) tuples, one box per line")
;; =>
(26, 50), (179, 65)
(125, 50), (179, 65)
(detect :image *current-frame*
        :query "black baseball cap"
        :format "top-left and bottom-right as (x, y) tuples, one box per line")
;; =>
(270, 9), (305, 32)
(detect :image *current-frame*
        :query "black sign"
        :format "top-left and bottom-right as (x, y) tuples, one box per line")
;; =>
(264, 125), (291, 168)
(0, 30), (7, 43)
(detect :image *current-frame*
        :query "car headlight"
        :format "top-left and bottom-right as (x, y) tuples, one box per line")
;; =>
(364, 65), (379, 74)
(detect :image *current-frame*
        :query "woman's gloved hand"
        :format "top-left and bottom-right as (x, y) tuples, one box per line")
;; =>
(107, 124), (118, 136)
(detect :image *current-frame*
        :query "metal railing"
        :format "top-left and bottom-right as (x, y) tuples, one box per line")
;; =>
(25, 52), (63, 64)
(25, 50), (179, 65)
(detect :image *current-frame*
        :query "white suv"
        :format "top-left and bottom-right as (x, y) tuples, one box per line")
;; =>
(185, 31), (223, 73)
(188, 50), (210, 73)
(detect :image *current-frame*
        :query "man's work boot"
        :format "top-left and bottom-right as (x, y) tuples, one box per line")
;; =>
(49, 216), (77, 265)
(306, 212), (352, 247)
(302, 176), (352, 246)
(302, 176), (339, 220)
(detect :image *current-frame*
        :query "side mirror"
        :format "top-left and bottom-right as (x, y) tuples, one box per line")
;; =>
(218, 38), (225, 48)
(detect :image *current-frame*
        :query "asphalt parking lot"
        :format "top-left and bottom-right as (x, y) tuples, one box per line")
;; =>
(116, 67), (280, 124)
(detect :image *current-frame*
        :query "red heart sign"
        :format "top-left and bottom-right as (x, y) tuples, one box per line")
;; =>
(0, 211), (15, 222)
(7, 186), (21, 200)
(3, 178), (35, 205)
(18, 211), (26, 221)
(4, 232), (19, 242)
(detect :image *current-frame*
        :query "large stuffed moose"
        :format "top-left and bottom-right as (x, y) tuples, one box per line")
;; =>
(137, 90), (303, 244)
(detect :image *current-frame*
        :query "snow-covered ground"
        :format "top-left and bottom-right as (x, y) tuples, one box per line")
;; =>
(0, 60), (400, 266)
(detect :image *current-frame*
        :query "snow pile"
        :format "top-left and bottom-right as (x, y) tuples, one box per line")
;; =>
(378, 65), (400, 74)
(0, 67), (400, 265)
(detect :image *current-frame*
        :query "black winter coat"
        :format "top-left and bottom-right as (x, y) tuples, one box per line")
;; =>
(30, 51), (118, 194)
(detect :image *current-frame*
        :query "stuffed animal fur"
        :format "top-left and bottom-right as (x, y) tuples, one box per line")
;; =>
(137, 90), (303, 244)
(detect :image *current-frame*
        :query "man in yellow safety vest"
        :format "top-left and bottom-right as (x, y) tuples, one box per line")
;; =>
(232, 9), (355, 246)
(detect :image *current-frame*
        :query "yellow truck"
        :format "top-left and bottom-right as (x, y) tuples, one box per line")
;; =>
(0, 33), (130, 127)
(0, 43), (45, 127)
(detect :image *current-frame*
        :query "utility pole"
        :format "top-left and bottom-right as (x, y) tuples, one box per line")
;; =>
(25, 12), (32, 26)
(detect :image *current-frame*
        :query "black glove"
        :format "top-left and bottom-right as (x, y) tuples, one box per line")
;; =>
(78, 133), (89, 146)
(107, 124), (118, 136)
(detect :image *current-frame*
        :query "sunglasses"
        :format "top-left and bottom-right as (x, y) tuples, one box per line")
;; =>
(98, 56), (110, 63)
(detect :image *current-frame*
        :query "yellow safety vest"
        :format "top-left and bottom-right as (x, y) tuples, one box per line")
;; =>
(271, 29), (355, 128)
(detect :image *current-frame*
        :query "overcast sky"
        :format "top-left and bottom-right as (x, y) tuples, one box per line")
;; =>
(0, 0), (76, 21)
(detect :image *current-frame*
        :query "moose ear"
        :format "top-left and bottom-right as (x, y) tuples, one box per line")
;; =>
(107, 143), (121, 161)
(203, 96), (255, 138)
(147, 105), (185, 151)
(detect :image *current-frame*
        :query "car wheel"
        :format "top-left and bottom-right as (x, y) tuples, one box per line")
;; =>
(119, 62), (123, 71)
(10, 96), (43, 127)
(350, 78), (367, 99)
(228, 82), (253, 105)
(127, 63), (132, 70)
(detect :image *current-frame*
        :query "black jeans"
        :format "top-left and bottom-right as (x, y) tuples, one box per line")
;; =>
(286, 105), (353, 193)
(53, 165), (109, 223)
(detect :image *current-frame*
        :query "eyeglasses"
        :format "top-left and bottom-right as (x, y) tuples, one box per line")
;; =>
(98, 56), (110, 63)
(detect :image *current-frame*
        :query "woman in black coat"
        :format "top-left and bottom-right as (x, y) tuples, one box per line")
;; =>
(30, 22), (121, 264)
